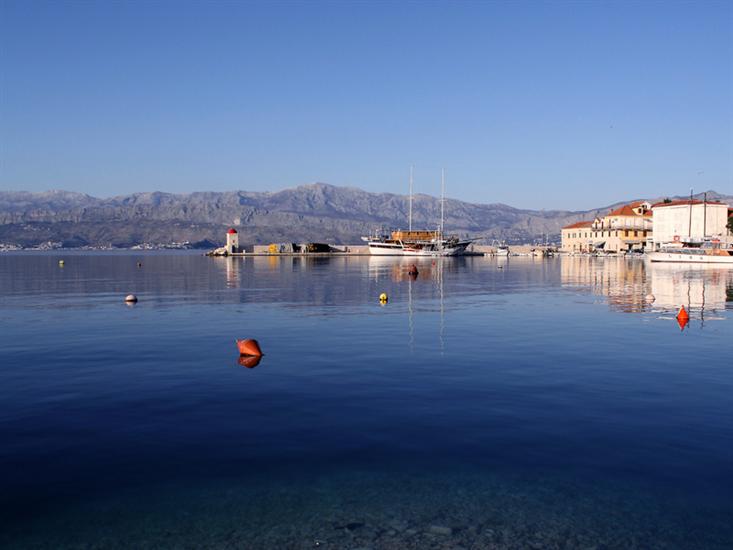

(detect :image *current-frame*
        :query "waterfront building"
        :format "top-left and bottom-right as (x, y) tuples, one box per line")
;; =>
(561, 201), (652, 253)
(561, 221), (593, 253)
(650, 200), (730, 250)
(226, 228), (240, 254)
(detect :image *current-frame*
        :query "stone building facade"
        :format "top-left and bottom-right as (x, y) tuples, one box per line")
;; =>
(561, 201), (653, 253)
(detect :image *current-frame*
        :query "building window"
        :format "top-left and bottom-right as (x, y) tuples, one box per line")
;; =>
(625, 230), (629, 237)
(634, 231), (638, 237)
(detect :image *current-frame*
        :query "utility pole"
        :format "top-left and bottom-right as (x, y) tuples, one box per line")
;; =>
(703, 192), (707, 238)
(688, 188), (693, 241)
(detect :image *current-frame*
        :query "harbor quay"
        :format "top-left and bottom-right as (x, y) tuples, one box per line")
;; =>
(208, 240), (556, 257)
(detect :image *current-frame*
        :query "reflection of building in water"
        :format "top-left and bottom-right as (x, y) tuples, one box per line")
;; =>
(561, 256), (733, 324)
(224, 257), (239, 287)
(649, 264), (731, 319)
(561, 256), (651, 313)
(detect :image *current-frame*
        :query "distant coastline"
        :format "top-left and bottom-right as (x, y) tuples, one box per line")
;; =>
(1, 184), (730, 250)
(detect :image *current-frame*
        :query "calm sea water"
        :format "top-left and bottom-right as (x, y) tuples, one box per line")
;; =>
(0, 253), (731, 549)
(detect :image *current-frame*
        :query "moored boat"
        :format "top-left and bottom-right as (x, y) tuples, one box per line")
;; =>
(648, 241), (733, 264)
(361, 168), (475, 256)
(363, 230), (474, 256)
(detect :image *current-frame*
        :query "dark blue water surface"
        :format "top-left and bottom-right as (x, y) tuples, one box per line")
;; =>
(1, 253), (731, 549)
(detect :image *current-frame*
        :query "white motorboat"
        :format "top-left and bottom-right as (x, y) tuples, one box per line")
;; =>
(495, 245), (510, 257)
(490, 240), (509, 256)
(648, 242), (733, 264)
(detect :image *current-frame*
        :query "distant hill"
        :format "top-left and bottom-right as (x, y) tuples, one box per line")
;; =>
(0, 185), (730, 248)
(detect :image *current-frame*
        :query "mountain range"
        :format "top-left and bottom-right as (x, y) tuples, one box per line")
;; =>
(0, 184), (731, 248)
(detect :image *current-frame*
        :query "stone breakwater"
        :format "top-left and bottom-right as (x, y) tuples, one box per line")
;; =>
(2, 469), (730, 549)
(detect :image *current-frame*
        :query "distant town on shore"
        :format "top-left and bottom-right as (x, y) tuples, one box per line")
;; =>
(0, 184), (731, 251)
(562, 196), (733, 254)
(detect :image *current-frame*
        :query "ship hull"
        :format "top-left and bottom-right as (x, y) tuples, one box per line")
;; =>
(367, 241), (472, 256)
(648, 251), (733, 264)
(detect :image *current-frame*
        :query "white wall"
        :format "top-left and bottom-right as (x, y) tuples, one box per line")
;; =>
(226, 232), (239, 253)
(652, 203), (728, 247)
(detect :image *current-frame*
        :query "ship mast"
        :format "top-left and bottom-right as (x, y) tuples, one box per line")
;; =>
(440, 168), (445, 236)
(409, 165), (413, 232)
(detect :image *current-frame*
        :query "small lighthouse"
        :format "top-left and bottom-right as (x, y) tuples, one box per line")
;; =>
(226, 228), (239, 254)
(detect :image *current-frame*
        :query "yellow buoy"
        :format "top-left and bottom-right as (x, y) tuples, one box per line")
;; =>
(379, 292), (388, 303)
(58, 260), (65, 266)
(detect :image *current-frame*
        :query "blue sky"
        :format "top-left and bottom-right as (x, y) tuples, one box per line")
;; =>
(1, 1), (731, 210)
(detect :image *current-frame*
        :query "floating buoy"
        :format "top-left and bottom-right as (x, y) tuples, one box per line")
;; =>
(124, 294), (138, 303)
(137, 262), (143, 268)
(645, 294), (655, 303)
(237, 338), (263, 357)
(238, 355), (262, 369)
(379, 292), (388, 303)
(407, 264), (419, 276)
(676, 305), (689, 329)
(58, 260), (65, 266)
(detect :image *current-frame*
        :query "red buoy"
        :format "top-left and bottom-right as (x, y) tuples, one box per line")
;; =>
(676, 306), (689, 330)
(237, 339), (263, 356)
(238, 355), (262, 369)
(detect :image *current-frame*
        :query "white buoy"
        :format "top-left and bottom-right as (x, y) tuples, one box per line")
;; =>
(645, 294), (655, 302)
(125, 294), (138, 303)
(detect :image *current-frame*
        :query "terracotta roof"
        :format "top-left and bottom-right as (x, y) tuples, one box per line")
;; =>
(227, 228), (238, 234)
(651, 199), (704, 208)
(607, 204), (641, 217)
(562, 221), (593, 229)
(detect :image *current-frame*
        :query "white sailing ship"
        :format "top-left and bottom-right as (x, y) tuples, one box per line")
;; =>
(362, 168), (475, 256)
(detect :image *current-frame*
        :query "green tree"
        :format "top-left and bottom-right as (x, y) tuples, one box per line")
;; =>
(727, 215), (733, 235)
(663, 198), (672, 204)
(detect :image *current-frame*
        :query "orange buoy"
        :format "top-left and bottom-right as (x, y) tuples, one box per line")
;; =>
(238, 355), (262, 369)
(676, 306), (689, 330)
(237, 338), (263, 356)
